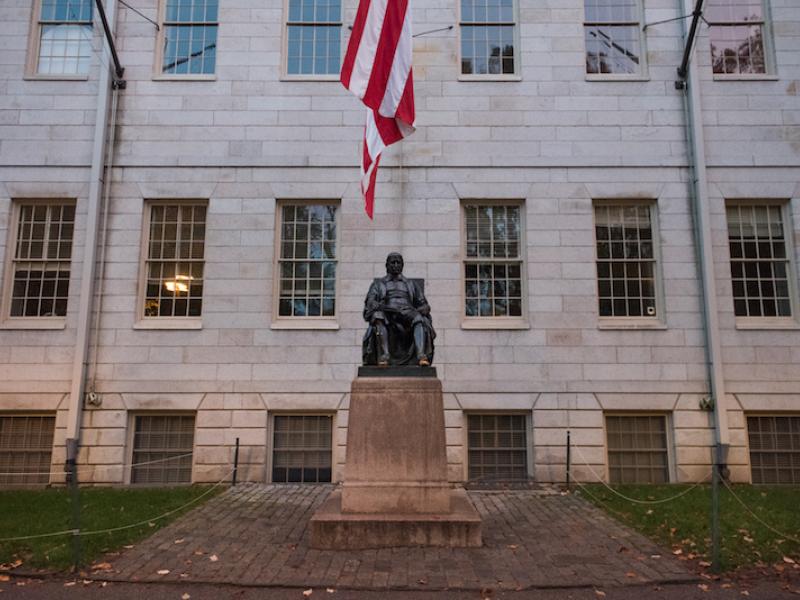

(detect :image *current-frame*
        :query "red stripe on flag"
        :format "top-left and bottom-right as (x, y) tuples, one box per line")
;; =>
(340, 0), (372, 89)
(363, 154), (380, 219)
(362, 0), (408, 111)
(395, 71), (415, 125)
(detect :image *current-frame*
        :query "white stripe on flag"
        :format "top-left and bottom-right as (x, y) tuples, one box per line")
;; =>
(350, 0), (389, 100)
(378, 6), (412, 119)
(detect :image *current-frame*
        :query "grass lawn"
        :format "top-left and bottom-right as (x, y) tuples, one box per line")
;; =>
(577, 483), (800, 572)
(0, 485), (223, 572)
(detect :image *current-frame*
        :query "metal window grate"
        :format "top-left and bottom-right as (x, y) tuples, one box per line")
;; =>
(607, 415), (669, 484)
(594, 203), (658, 318)
(727, 204), (792, 318)
(467, 414), (528, 481)
(162, 0), (218, 74)
(10, 203), (75, 318)
(278, 204), (337, 318)
(131, 415), (195, 484)
(272, 415), (332, 483)
(0, 415), (56, 486)
(144, 204), (206, 318)
(747, 416), (800, 484)
(460, 0), (516, 75)
(706, 0), (766, 74)
(37, 0), (93, 75)
(286, 0), (342, 75)
(464, 204), (523, 318)
(583, 0), (641, 75)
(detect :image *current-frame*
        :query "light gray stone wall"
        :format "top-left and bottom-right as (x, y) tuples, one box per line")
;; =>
(1, 0), (799, 485)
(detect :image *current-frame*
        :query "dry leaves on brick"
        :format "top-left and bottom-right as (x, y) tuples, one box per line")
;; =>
(303, 589), (313, 597)
(209, 554), (219, 562)
(156, 569), (170, 575)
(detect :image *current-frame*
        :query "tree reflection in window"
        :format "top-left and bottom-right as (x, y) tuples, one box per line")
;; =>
(460, 0), (516, 75)
(707, 0), (767, 74)
(584, 0), (641, 75)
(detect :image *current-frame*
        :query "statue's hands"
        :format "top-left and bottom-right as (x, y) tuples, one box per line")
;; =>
(418, 304), (430, 316)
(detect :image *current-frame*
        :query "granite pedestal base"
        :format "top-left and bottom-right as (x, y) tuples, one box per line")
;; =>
(310, 376), (482, 549)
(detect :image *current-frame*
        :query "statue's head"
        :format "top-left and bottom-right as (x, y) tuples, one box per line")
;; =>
(385, 252), (404, 276)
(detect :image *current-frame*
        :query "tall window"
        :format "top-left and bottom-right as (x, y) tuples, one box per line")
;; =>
(707, 0), (768, 75)
(460, 0), (516, 76)
(467, 414), (528, 482)
(142, 203), (206, 319)
(277, 203), (338, 318)
(286, 0), (342, 76)
(272, 415), (333, 483)
(748, 416), (800, 484)
(584, 0), (643, 75)
(606, 415), (670, 484)
(463, 204), (523, 319)
(727, 203), (794, 318)
(594, 203), (660, 319)
(7, 203), (74, 319)
(131, 415), (195, 484)
(160, 0), (218, 75)
(0, 415), (56, 487)
(34, 0), (93, 76)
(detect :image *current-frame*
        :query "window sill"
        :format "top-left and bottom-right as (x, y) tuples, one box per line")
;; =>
(735, 318), (800, 331)
(458, 74), (522, 82)
(712, 74), (779, 82)
(585, 74), (650, 82)
(0, 319), (66, 330)
(461, 318), (529, 330)
(279, 75), (340, 82)
(271, 319), (340, 330)
(133, 319), (203, 330)
(598, 319), (666, 330)
(152, 74), (217, 81)
(23, 74), (90, 81)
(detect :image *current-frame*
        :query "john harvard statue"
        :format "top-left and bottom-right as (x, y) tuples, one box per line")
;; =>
(362, 253), (435, 367)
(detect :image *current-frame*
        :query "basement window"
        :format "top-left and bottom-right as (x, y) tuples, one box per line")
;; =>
(131, 415), (195, 484)
(0, 415), (56, 486)
(467, 414), (528, 481)
(606, 415), (670, 484)
(272, 415), (333, 483)
(748, 415), (800, 484)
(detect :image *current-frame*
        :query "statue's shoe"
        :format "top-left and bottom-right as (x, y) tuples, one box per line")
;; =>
(418, 357), (430, 367)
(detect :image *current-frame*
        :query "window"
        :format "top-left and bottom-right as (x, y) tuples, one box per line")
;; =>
(272, 415), (333, 483)
(141, 203), (206, 319)
(286, 0), (342, 76)
(707, 0), (768, 75)
(159, 0), (218, 75)
(727, 203), (794, 318)
(32, 0), (93, 76)
(0, 415), (56, 486)
(748, 416), (800, 484)
(460, 0), (517, 76)
(276, 203), (338, 319)
(606, 415), (670, 484)
(463, 203), (523, 319)
(467, 414), (528, 481)
(131, 415), (195, 484)
(583, 0), (643, 75)
(594, 202), (660, 319)
(5, 202), (74, 319)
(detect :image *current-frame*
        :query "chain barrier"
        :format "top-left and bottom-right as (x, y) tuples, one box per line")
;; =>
(721, 478), (800, 546)
(0, 452), (196, 478)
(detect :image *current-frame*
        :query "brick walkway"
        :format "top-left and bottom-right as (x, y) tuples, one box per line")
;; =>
(97, 484), (696, 591)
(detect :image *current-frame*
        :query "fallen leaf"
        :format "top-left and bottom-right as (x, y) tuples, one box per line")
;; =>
(646, 509), (653, 515)
(193, 551), (205, 556)
(506, 544), (518, 550)
(698, 583), (709, 592)
(0, 576), (9, 583)
(182, 594), (191, 600)
(595, 590), (606, 597)
(180, 573), (189, 579)
(156, 569), (170, 575)
(325, 589), (335, 594)
(174, 539), (185, 545)
(699, 561), (712, 567)
(209, 555), (218, 562)
(722, 583), (733, 589)
(741, 591), (750, 596)
(123, 545), (134, 549)
(82, 580), (92, 585)
(673, 549), (683, 555)
(303, 589), (313, 597)
(92, 562), (112, 571)
(743, 536), (754, 543)
(63, 581), (76, 587)
(148, 522), (155, 528)
(650, 555), (661, 559)
(784, 557), (797, 565)
(625, 572), (636, 578)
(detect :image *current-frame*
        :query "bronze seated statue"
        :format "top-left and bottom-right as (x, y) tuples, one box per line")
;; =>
(362, 253), (435, 367)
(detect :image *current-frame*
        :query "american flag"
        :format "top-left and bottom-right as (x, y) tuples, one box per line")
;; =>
(340, 0), (416, 219)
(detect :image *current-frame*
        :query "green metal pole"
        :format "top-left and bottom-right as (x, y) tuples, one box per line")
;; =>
(67, 457), (82, 572)
(711, 443), (721, 573)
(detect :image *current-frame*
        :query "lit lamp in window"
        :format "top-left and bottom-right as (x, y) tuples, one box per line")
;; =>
(163, 274), (193, 293)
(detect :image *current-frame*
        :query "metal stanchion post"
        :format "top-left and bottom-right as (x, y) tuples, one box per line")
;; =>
(232, 437), (240, 486)
(566, 430), (571, 491)
(711, 442), (722, 573)
(66, 458), (81, 571)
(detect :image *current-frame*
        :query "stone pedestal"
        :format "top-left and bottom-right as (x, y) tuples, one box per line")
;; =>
(310, 376), (482, 549)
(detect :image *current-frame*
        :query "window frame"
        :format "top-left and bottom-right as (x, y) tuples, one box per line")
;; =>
(457, 0), (521, 81)
(126, 412), (196, 486)
(592, 199), (666, 330)
(153, 0), (219, 80)
(582, 0), (649, 81)
(725, 199), (800, 329)
(746, 413), (800, 485)
(706, 0), (776, 80)
(267, 412), (336, 484)
(1, 199), (75, 330)
(282, 0), (343, 81)
(604, 412), (675, 484)
(464, 411), (532, 483)
(0, 412), (57, 487)
(134, 199), (207, 330)
(460, 199), (529, 330)
(271, 199), (341, 330)
(26, 0), (94, 80)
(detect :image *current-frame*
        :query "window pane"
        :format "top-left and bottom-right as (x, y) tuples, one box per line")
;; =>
(467, 414), (528, 481)
(0, 416), (56, 486)
(460, 0), (516, 75)
(748, 416), (800, 484)
(584, 25), (640, 75)
(607, 415), (669, 484)
(132, 415), (195, 484)
(286, 0), (342, 75)
(272, 416), (333, 483)
(710, 24), (765, 74)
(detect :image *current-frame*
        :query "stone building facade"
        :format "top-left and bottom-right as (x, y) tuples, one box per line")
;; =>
(0, 0), (799, 487)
